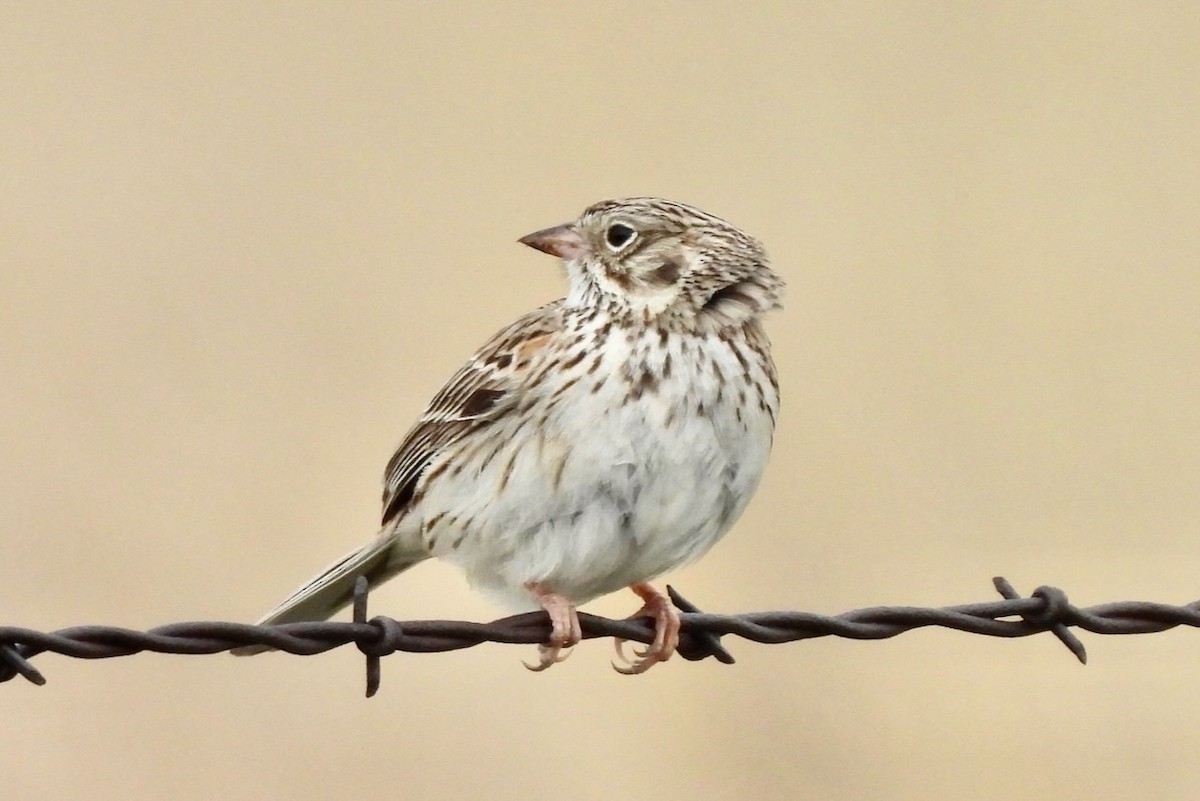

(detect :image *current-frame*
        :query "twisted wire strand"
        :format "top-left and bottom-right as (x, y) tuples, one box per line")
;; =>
(4, 577), (1200, 697)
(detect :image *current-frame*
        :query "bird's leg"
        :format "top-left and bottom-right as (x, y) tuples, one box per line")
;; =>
(613, 582), (680, 674)
(523, 582), (581, 672)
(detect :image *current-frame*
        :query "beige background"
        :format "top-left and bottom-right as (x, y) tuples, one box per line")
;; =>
(3, 3), (1200, 799)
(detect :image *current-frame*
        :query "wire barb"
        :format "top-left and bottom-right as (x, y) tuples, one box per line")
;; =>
(4, 577), (1200, 693)
(0, 642), (44, 686)
(992, 577), (1088, 664)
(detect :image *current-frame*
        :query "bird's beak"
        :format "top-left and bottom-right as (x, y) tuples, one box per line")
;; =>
(518, 223), (586, 260)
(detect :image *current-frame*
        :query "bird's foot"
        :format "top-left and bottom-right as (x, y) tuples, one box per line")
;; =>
(613, 582), (680, 674)
(523, 584), (581, 672)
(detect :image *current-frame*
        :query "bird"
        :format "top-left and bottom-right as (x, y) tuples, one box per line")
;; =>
(233, 197), (784, 673)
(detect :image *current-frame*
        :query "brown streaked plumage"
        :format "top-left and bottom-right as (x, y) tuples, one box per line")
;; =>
(235, 197), (784, 674)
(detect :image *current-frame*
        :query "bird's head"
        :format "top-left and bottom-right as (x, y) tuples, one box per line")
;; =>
(519, 197), (784, 329)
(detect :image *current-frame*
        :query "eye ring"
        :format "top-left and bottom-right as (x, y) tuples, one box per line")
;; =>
(604, 223), (637, 251)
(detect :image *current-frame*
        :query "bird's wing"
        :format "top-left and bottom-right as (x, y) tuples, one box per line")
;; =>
(381, 301), (562, 524)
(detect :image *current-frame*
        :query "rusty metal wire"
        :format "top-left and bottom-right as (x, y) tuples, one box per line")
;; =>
(4, 576), (1200, 697)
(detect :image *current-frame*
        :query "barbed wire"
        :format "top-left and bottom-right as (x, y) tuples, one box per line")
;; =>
(4, 576), (1200, 697)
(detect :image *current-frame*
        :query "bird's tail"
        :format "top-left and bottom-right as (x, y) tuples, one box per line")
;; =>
(231, 530), (427, 656)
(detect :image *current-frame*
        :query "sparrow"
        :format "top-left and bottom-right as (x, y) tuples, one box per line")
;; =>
(234, 197), (783, 673)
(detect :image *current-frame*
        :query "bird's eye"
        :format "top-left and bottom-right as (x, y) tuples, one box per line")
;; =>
(605, 223), (636, 251)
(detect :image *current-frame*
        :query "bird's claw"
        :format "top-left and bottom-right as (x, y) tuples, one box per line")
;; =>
(611, 583), (680, 675)
(524, 583), (581, 673)
(523, 642), (574, 672)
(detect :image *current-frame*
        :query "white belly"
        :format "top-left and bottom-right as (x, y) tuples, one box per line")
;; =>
(409, 326), (777, 609)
